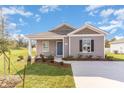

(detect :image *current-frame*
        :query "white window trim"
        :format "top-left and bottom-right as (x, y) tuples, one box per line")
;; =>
(80, 38), (93, 53)
(42, 41), (49, 52)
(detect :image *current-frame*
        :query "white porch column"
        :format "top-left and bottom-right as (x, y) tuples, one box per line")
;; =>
(28, 39), (32, 57)
(69, 36), (71, 56)
(63, 38), (64, 58)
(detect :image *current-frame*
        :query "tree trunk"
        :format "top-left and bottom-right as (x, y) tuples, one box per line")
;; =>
(4, 55), (6, 79)
(22, 65), (26, 88)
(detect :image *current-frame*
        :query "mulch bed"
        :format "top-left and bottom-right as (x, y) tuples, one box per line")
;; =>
(0, 75), (22, 88)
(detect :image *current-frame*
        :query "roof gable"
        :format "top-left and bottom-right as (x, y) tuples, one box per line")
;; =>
(50, 23), (76, 35)
(74, 28), (100, 34)
(68, 24), (108, 35)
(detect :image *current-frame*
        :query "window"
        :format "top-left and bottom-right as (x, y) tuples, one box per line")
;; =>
(79, 38), (94, 53)
(42, 41), (49, 52)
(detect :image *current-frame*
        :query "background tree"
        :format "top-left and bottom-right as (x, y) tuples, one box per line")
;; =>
(105, 39), (110, 48)
(110, 38), (116, 42)
(105, 38), (116, 48)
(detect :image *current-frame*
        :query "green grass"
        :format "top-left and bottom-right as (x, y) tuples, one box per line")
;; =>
(0, 48), (75, 88)
(106, 52), (124, 61)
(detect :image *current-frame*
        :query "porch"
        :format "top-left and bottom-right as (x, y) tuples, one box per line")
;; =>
(28, 38), (65, 59)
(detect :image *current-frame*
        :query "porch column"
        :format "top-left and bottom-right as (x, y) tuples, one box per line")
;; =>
(63, 38), (64, 58)
(28, 39), (32, 57)
(69, 36), (71, 56)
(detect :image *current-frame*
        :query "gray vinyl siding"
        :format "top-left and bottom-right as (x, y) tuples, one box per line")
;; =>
(36, 39), (62, 56)
(74, 28), (100, 34)
(70, 36), (105, 58)
(64, 37), (69, 57)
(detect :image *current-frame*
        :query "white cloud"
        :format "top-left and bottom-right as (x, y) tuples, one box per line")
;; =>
(88, 10), (98, 16)
(99, 22), (122, 31)
(2, 6), (33, 17)
(110, 20), (119, 25)
(6, 22), (17, 30)
(39, 5), (60, 13)
(34, 14), (41, 22)
(12, 33), (27, 40)
(5, 22), (22, 34)
(100, 25), (115, 31)
(86, 5), (104, 16)
(84, 21), (92, 24)
(86, 5), (104, 11)
(110, 29), (117, 34)
(98, 8), (124, 34)
(19, 18), (27, 26)
(114, 35), (124, 40)
(114, 9), (124, 20)
(100, 9), (114, 17)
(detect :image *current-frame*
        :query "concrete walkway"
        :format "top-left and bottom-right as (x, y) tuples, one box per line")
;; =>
(70, 61), (124, 88)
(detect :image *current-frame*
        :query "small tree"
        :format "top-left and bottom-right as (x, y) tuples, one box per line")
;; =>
(0, 8), (26, 88)
(0, 8), (11, 79)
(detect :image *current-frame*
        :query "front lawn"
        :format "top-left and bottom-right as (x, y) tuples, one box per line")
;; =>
(106, 52), (124, 61)
(0, 48), (75, 88)
(16, 63), (74, 88)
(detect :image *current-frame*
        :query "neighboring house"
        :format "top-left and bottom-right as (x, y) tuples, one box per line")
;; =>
(26, 23), (108, 58)
(110, 39), (124, 54)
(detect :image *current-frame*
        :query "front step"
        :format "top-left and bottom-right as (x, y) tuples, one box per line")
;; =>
(54, 57), (62, 62)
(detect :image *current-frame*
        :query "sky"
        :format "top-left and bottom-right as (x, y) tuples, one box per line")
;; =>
(1, 5), (124, 40)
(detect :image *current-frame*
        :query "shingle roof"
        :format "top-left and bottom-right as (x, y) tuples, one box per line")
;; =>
(26, 23), (75, 39)
(26, 23), (108, 39)
(26, 32), (65, 38)
(111, 38), (124, 44)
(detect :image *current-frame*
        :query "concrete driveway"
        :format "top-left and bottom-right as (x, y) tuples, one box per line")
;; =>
(70, 61), (124, 88)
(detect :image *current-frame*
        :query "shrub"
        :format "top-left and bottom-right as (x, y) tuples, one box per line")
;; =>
(84, 55), (92, 59)
(40, 54), (46, 62)
(95, 56), (102, 60)
(27, 56), (32, 62)
(67, 55), (74, 59)
(77, 54), (83, 59)
(62, 55), (74, 60)
(87, 55), (93, 59)
(18, 55), (24, 60)
(34, 55), (42, 63)
(17, 55), (24, 61)
(47, 55), (54, 60)
(46, 55), (54, 63)
(59, 62), (64, 65)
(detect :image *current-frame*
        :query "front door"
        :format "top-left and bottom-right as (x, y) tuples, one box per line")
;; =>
(56, 41), (63, 56)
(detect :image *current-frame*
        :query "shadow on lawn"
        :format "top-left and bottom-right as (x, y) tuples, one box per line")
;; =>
(16, 63), (72, 76)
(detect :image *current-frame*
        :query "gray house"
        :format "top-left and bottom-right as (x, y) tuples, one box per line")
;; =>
(26, 23), (108, 58)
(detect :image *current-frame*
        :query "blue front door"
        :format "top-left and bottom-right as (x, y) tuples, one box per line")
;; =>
(57, 42), (63, 56)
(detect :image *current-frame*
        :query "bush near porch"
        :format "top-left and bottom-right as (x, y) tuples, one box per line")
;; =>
(0, 48), (75, 88)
